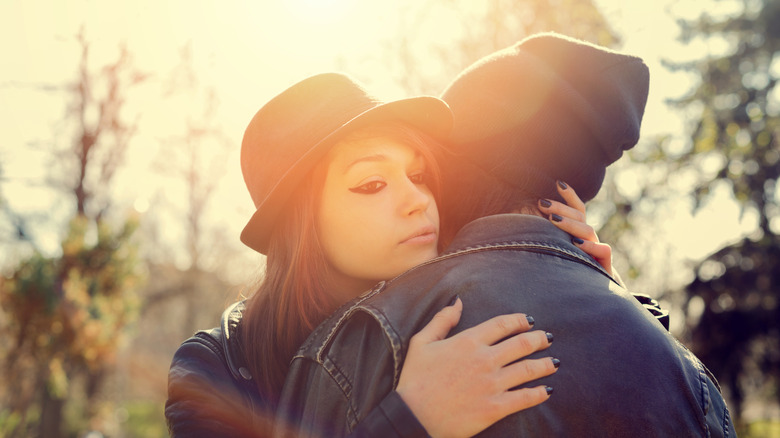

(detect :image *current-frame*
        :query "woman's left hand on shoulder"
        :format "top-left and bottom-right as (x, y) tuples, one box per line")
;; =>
(537, 181), (614, 277)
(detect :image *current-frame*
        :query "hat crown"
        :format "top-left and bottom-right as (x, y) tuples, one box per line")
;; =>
(241, 73), (379, 207)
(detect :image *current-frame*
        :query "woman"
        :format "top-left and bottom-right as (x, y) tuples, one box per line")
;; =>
(166, 72), (609, 437)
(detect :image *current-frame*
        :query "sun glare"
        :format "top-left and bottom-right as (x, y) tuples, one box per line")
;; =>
(285, 0), (357, 23)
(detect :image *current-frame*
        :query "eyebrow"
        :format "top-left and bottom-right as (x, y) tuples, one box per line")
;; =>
(344, 154), (388, 172)
(343, 151), (424, 172)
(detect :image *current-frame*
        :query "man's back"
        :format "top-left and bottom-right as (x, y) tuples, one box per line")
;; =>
(277, 215), (732, 437)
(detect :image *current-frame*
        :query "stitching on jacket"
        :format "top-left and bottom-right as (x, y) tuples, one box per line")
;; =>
(317, 355), (363, 429)
(316, 284), (384, 362)
(391, 240), (618, 287)
(294, 239), (617, 364)
(357, 305), (405, 389)
(189, 331), (223, 358)
(290, 281), (385, 363)
(697, 363), (712, 437)
(344, 240), (621, 384)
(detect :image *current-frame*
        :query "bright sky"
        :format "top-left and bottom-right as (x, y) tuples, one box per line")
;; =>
(0, 0), (754, 282)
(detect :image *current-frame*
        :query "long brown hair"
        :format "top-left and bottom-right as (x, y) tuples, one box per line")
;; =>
(241, 122), (442, 406)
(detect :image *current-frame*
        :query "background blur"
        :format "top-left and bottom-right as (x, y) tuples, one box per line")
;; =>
(1, 0), (779, 437)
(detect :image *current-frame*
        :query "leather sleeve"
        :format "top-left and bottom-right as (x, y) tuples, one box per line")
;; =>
(347, 391), (429, 438)
(165, 333), (272, 438)
(275, 384), (428, 438)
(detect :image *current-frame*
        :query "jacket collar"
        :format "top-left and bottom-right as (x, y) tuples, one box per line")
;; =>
(220, 300), (254, 382)
(445, 213), (575, 254)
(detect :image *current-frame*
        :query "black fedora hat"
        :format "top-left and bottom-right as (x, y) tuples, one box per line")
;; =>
(240, 72), (453, 254)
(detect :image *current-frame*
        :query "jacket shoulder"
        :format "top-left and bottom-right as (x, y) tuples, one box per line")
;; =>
(166, 304), (272, 437)
(293, 282), (388, 361)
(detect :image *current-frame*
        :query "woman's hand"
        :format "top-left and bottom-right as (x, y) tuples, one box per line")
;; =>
(396, 297), (558, 438)
(537, 180), (615, 277)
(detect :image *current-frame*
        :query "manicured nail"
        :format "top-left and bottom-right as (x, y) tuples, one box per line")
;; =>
(572, 237), (584, 245)
(551, 214), (563, 222)
(546, 386), (554, 395)
(546, 332), (554, 343)
(557, 180), (568, 190)
(526, 315), (535, 326)
(447, 295), (460, 307)
(539, 199), (552, 208)
(552, 358), (561, 368)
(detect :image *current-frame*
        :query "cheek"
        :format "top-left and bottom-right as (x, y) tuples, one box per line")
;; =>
(428, 194), (440, 228)
(318, 195), (386, 269)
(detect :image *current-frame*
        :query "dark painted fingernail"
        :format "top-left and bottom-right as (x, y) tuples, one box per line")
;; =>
(546, 332), (554, 343)
(447, 295), (460, 307)
(557, 180), (568, 190)
(526, 315), (535, 326)
(572, 237), (584, 245)
(551, 214), (563, 222)
(539, 199), (552, 208)
(552, 358), (561, 368)
(546, 386), (554, 395)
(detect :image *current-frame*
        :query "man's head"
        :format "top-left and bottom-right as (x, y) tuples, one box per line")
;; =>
(437, 32), (650, 241)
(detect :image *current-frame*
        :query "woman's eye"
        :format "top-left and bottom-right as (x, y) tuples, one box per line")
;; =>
(349, 180), (386, 194)
(409, 172), (426, 185)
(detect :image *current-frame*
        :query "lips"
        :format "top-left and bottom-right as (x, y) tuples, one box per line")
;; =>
(400, 225), (437, 245)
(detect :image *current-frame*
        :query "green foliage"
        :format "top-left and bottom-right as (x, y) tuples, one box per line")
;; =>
(0, 214), (144, 437)
(740, 419), (780, 438)
(120, 400), (168, 438)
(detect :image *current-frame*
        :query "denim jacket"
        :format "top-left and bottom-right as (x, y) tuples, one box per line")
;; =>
(275, 214), (733, 438)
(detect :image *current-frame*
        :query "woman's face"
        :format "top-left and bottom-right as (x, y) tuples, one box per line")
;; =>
(317, 135), (439, 304)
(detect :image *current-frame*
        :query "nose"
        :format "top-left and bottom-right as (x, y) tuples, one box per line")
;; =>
(400, 178), (433, 216)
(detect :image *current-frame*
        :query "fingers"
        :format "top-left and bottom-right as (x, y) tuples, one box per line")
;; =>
(411, 297), (463, 345)
(499, 357), (559, 391)
(556, 180), (585, 212)
(538, 181), (598, 242)
(497, 385), (554, 417)
(572, 239), (613, 274)
(546, 214), (599, 242)
(492, 330), (553, 366)
(572, 240), (612, 262)
(538, 198), (585, 224)
(464, 313), (536, 345)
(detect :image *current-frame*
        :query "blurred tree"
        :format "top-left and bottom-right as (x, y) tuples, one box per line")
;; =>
(384, 0), (618, 96)
(109, 44), (243, 420)
(138, 42), (238, 337)
(663, 0), (780, 427)
(1, 218), (142, 437)
(0, 30), (147, 438)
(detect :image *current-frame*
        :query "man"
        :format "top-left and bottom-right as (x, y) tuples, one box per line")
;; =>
(275, 33), (731, 437)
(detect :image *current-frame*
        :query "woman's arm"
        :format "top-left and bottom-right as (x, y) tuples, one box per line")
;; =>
(350, 298), (557, 438)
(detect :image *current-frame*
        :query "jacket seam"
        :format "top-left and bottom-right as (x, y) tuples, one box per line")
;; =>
(353, 305), (406, 389)
(312, 282), (385, 363)
(312, 355), (363, 430)
(393, 240), (619, 287)
(187, 331), (223, 358)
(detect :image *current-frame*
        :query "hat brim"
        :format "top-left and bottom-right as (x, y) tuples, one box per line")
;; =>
(241, 96), (452, 255)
